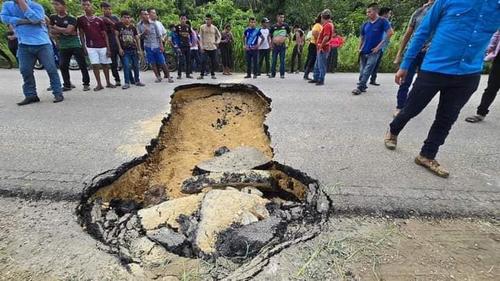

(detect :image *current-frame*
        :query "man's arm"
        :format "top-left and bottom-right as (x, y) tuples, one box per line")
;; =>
(17, 0), (45, 23)
(115, 29), (123, 56)
(373, 26), (394, 53)
(102, 29), (111, 56)
(394, 25), (415, 64)
(1, 3), (24, 25)
(214, 26), (221, 44)
(396, 0), (445, 84)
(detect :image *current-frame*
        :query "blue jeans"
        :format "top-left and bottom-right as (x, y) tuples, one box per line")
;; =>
(396, 51), (426, 109)
(357, 52), (381, 91)
(245, 49), (259, 76)
(390, 71), (480, 159)
(122, 50), (140, 84)
(313, 50), (329, 82)
(18, 43), (62, 97)
(271, 44), (286, 77)
(370, 50), (384, 83)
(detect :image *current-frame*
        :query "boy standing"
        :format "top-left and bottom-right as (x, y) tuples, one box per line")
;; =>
(243, 17), (264, 79)
(352, 3), (393, 95)
(258, 18), (271, 76)
(269, 13), (290, 79)
(49, 0), (90, 92)
(198, 14), (221, 80)
(77, 0), (115, 91)
(115, 11), (145, 89)
(100, 2), (121, 86)
(137, 10), (173, 83)
(174, 14), (193, 79)
(310, 10), (334, 86)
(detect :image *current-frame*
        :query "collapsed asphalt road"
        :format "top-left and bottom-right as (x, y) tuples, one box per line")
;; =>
(0, 70), (498, 280)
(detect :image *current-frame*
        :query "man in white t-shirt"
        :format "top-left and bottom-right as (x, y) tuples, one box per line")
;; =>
(258, 18), (271, 76)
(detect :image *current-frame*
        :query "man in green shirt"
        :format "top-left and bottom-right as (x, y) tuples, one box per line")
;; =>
(49, 0), (90, 91)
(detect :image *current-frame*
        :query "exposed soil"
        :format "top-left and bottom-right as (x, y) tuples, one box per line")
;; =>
(256, 217), (500, 281)
(94, 85), (273, 204)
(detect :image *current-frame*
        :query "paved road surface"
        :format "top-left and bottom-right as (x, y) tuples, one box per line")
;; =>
(0, 69), (498, 217)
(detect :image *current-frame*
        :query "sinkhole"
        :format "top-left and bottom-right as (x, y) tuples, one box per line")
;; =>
(77, 84), (331, 279)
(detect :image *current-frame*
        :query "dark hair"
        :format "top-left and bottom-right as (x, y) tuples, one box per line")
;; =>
(293, 24), (300, 28)
(379, 7), (392, 16)
(205, 14), (212, 19)
(277, 12), (285, 17)
(100, 1), (111, 8)
(224, 23), (231, 29)
(147, 8), (156, 13)
(53, 0), (66, 6)
(81, 0), (91, 3)
(121, 11), (131, 17)
(249, 17), (256, 21)
(322, 14), (331, 20)
(314, 13), (321, 24)
(179, 14), (187, 18)
(368, 3), (379, 10)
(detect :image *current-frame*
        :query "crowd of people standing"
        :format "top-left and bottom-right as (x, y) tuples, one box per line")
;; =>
(1, 0), (499, 178)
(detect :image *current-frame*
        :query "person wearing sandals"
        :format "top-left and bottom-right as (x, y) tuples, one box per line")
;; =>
(384, 0), (500, 178)
(115, 11), (145, 89)
(77, 0), (115, 92)
(220, 23), (234, 76)
(465, 30), (500, 124)
(137, 10), (173, 83)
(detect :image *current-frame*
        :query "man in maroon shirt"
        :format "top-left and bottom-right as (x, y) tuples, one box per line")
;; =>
(77, 0), (115, 91)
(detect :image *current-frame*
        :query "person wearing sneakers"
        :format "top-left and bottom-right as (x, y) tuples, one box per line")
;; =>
(1, 0), (64, 105)
(465, 30), (500, 124)
(352, 3), (393, 95)
(137, 10), (173, 83)
(49, 0), (90, 92)
(77, 0), (115, 92)
(243, 17), (264, 79)
(115, 11), (145, 89)
(392, 0), (434, 117)
(198, 14), (221, 80)
(384, 0), (500, 178)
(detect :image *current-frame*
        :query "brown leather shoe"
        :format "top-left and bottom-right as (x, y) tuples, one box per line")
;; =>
(384, 131), (397, 150)
(415, 155), (450, 178)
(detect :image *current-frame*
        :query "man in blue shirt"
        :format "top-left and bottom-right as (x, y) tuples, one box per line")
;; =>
(385, 0), (500, 178)
(368, 6), (393, 86)
(243, 17), (264, 79)
(352, 3), (393, 95)
(1, 0), (63, 105)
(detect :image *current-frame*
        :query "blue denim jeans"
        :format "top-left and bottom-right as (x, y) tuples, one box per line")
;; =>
(18, 43), (62, 97)
(357, 51), (381, 91)
(370, 50), (384, 83)
(396, 50), (426, 109)
(390, 71), (480, 159)
(122, 50), (140, 84)
(313, 50), (329, 82)
(271, 44), (286, 77)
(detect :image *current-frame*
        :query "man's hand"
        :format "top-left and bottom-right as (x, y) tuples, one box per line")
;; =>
(119, 48), (124, 56)
(371, 46), (381, 54)
(395, 69), (408, 85)
(106, 49), (111, 58)
(16, 19), (31, 25)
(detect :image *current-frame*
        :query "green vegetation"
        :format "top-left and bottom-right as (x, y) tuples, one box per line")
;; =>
(0, 0), (491, 72)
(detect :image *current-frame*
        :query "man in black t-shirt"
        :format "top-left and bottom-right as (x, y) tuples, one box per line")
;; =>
(101, 2), (122, 86)
(49, 0), (90, 91)
(174, 14), (193, 79)
(269, 13), (290, 78)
